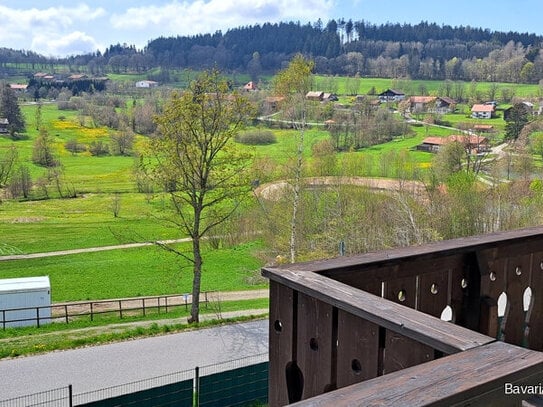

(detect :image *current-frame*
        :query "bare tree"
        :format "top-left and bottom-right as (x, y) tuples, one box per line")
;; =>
(147, 69), (253, 323)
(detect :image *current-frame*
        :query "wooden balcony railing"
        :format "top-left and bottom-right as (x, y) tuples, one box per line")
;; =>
(262, 226), (543, 406)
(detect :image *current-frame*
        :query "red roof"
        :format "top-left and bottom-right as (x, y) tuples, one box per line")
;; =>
(471, 104), (495, 112)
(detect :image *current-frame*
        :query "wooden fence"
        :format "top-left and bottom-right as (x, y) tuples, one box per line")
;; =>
(262, 226), (543, 406)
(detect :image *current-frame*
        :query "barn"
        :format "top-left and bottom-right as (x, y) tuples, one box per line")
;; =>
(0, 276), (51, 328)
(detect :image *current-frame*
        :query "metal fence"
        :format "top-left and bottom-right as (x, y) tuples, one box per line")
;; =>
(1, 292), (214, 329)
(0, 386), (72, 407)
(1, 353), (269, 407)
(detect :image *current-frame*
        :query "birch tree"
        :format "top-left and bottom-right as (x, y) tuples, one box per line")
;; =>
(272, 54), (314, 263)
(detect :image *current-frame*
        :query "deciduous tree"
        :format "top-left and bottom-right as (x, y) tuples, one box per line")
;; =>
(149, 69), (253, 323)
(273, 54), (314, 263)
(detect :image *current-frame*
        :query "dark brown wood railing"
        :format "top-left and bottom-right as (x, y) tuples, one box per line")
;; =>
(262, 226), (543, 406)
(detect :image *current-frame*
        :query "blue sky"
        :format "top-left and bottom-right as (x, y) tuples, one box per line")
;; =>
(1, 0), (542, 57)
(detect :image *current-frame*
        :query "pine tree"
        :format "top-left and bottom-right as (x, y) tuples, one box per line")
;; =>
(0, 82), (25, 135)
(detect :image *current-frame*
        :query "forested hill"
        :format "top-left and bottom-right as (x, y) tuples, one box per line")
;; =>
(2, 19), (543, 83)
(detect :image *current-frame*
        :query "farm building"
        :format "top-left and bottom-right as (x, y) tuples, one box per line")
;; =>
(471, 104), (495, 119)
(418, 135), (489, 153)
(135, 80), (159, 88)
(378, 89), (405, 102)
(0, 276), (51, 328)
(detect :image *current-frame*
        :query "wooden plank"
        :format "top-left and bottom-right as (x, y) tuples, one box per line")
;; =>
(527, 251), (543, 351)
(477, 248), (506, 338)
(336, 310), (379, 387)
(384, 330), (434, 374)
(296, 292), (335, 401)
(263, 269), (494, 354)
(268, 281), (296, 407)
(384, 274), (417, 308)
(418, 269), (450, 318)
(503, 254), (531, 346)
(289, 341), (543, 407)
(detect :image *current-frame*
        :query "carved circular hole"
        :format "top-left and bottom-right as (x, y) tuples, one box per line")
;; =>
(515, 266), (522, 276)
(461, 279), (468, 289)
(351, 359), (362, 374)
(310, 338), (319, 351)
(398, 290), (406, 302)
(489, 272), (497, 282)
(430, 284), (439, 295)
(274, 320), (283, 333)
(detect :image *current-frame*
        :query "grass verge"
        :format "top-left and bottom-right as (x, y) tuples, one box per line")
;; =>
(0, 298), (269, 359)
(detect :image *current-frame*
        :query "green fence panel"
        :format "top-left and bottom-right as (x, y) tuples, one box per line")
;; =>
(77, 379), (193, 407)
(199, 361), (268, 407)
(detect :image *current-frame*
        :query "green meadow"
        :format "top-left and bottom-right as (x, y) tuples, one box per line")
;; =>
(0, 77), (531, 303)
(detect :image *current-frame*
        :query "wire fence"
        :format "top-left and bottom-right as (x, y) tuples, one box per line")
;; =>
(0, 386), (72, 407)
(1, 353), (269, 407)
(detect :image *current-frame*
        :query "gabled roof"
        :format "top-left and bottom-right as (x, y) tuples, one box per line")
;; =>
(422, 135), (489, 146)
(437, 96), (457, 105)
(306, 91), (324, 99)
(379, 88), (405, 96)
(410, 96), (436, 104)
(243, 81), (257, 91)
(471, 104), (495, 112)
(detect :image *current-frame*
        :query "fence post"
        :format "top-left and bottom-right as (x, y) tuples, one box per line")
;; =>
(142, 298), (146, 317)
(165, 297), (168, 313)
(36, 308), (40, 328)
(90, 303), (94, 322)
(68, 384), (73, 407)
(194, 366), (200, 407)
(119, 300), (123, 319)
(65, 305), (69, 324)
(2, 309), (5, 330)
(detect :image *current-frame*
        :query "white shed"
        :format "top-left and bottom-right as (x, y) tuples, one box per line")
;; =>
(0, 276), (51, 328)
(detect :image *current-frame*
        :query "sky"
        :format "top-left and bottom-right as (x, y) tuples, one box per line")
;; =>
(1, 0), (542, 57)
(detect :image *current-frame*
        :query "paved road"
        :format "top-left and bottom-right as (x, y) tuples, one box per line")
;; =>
(0, 319), (268, 401)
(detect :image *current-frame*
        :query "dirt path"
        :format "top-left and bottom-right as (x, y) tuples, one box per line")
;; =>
(254, 176), (426, 201)
(0, 238), (192, 261)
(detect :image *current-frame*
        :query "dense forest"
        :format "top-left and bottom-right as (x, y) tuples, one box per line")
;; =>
(1, 20), (543, 83)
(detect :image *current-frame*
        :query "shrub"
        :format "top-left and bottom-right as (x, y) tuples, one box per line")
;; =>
(235, 130), (276, 145)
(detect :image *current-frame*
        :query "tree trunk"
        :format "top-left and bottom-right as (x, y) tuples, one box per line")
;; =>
(289, 128), (304, 264)
(189, 236), (202, 323)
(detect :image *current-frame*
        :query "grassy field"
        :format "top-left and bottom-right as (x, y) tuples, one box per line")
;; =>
(314, 76), (542, 98)
(0, 241), (266, 301)
(0, 76), (533, 306)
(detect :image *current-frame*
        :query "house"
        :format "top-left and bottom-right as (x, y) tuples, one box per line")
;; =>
(409, 96), (436, 113)
(9, 84), (28, 93)
(378, 89), (405, 103)
(135, 80), (159, 88)
(0, 118), (8, 133)
(418, 134), (489, 153)
(67, 74), (88, 80)
(473, 124), (494, 133)
(435, 96), (457, 113)
(264, 96), (285, 112)
(306, 91), (324, 101)
(323, 93), (339, 102)
(471, 104), (495, 119)
(409, 96), (456, 114)
(243, 81), (258, 91)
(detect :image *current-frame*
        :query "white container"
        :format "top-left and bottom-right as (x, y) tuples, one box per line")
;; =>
(0, 276), (51, 328)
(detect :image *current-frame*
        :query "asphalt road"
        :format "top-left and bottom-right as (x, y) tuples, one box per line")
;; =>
(0, 319), (268, 401)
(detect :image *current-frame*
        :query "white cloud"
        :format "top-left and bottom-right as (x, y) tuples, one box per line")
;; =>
(0, 4), (105, 55)
(31, 31), (102, 57)
(111, 0), (333, 37)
